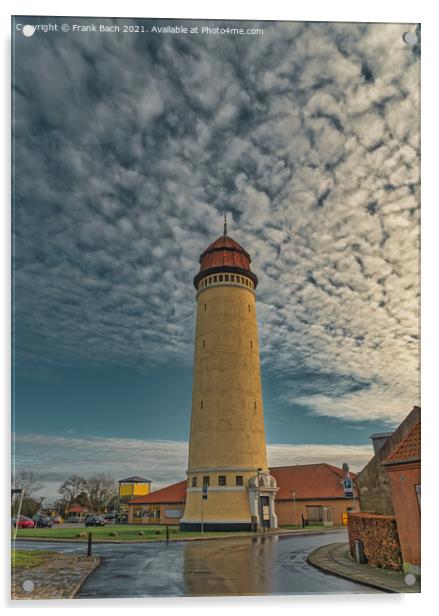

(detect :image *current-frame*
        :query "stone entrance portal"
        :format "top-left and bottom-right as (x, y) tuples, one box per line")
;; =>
(248, 471), (278, 529)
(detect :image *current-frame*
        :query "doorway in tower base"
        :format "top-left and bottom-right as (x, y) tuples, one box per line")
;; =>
(260, 496), (270, 528)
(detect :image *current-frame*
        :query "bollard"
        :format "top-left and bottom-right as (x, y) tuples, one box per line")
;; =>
(87, 532), (92, 557)
(166, 525), (169, 542)
(354, 539), (367, 564)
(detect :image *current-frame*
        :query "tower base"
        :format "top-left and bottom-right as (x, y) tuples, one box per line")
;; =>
(179, 521), (253, 532)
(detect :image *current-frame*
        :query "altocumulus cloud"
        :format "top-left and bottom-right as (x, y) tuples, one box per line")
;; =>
(13, 19), (420, 424)
(13, 432), (373, 500)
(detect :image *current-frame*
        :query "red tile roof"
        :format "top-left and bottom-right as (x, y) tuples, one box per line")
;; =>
(202, 235), (251, 259)
(127, 480), (187, 505)
(67, 504), (87, 513)
(194, 234), (258, 288)
(270, 463), (358, 500)
(383, 421), (421, 465)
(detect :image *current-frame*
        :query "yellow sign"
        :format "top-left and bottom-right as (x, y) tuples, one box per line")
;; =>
(342, 512), (348, 526)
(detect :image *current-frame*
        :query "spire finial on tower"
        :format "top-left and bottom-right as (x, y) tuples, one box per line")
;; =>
(223, 211), (227, 236)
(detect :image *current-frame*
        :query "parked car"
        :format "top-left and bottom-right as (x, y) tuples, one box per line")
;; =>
(33, 514), (53, 528)
(84, 514), (97, 523)
(103, 513), (116, 524)
(84, 515), (106, 527)
(12, 515), (35, 529)
(66, 516), (85, 523)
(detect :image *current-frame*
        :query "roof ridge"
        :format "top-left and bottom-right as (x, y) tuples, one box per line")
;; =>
(383, 421), (421, 464)
(270, 462), (333, 469)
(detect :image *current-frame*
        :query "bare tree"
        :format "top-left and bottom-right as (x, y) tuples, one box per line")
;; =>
(84, 474), (117, 513)
(58, 475), (87, 505)
(12, 469), (42, 498)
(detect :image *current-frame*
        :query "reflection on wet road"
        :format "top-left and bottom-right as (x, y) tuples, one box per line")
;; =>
(16, 529), (380, 598)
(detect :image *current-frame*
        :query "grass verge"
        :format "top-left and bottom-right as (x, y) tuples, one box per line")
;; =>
(16, 523), (341, 542)
(12, 549), (56, 569)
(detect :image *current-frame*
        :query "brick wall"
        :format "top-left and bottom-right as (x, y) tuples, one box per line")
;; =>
(276, 499), (358, 526)
(386, 463), (420, 567)
(348, 512), (403, 571)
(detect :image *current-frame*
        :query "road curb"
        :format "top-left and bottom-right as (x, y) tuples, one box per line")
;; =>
(69, 555), (101, 598)
(307, 543), (420, 593)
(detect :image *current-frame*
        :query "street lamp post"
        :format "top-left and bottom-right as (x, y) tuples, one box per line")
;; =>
(11, 488), (23, 541)
(257, 467), (262, 532)
(201, 489), (204, 536)
(290, 490), (297, 526)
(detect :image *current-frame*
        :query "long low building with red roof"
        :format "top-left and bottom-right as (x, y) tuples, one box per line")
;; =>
(127, 464), (358, 527)
(270, 463), (358, 526)
(128, 480), (187, 525)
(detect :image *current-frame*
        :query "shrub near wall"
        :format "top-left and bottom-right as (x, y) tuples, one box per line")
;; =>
(348, 512), (403, 571)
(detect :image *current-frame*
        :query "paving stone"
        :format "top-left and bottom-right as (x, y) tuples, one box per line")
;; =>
(11, 553), (100, 600)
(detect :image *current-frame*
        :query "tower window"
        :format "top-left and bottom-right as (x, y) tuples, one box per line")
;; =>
(213, 275), (217, 283)
(203, 476), (210, 487)
(236, 476), (244, 486)
(202, 339), (205, 348)
(218, 475), (226, 486)
(250, 340), (253, 349)
(254, 401), (257, 410)
(219, 275), (223, 281)
(225, 275), (229, 281)
(248, 304), (251, 312)
(245, 279), (249, 286)
(231, 275), (235, 282)
(192, 477), (197, 488)
(200, 401), (203, 409)
(204, 303), (207, 311)
(209, 277), (212, 284)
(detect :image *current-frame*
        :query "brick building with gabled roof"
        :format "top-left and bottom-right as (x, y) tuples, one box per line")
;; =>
(348, 407), (421, 574)
(127, 465), (358, 527)
(383, 420), (421, 574)
(356, 405), (420, 515)
(270, 463), (358, 526)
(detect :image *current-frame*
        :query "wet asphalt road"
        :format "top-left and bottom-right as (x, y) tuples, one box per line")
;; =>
(17, 529), (380, 598)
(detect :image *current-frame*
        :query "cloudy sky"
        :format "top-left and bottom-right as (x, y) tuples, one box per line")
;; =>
(12, 17), (420, 500)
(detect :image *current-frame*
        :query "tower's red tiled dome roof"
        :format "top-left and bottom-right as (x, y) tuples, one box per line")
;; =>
(193, 232), (258, 289)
